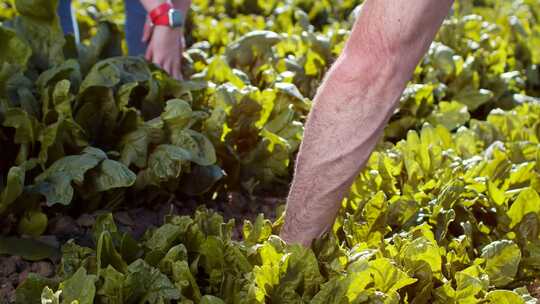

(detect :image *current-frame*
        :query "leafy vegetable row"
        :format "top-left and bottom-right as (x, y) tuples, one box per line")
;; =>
(184, 0), (540, 188)
(15, 102), (540, 304)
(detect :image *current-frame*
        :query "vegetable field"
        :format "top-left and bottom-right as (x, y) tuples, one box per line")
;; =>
(1, 0), (540, 303)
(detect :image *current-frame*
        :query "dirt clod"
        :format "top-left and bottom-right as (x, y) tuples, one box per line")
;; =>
(528, 279), (540, 300)
(0, 257), (16, 278)
(76, 214), (96, 227)
(47, 215), (82, 238)
(30, 261), (54, 278)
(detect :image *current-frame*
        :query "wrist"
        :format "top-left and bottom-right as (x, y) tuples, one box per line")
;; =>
(154, 25), (183, 34)
(148, 2), (185, 28)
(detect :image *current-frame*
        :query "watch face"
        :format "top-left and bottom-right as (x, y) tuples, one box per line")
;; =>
(169, 10), (184, 28)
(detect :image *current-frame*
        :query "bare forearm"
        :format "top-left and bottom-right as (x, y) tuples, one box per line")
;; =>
(281, 0), (454, 246)
(344, 0), (454, 81)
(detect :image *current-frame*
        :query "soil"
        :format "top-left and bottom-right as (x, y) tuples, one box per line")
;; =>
(528, 280), (540, 301)
(0, 192), (285, 303)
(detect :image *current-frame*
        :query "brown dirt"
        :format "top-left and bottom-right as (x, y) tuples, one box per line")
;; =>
(528, 279), (540, 301)
(0, 257), (55, 303)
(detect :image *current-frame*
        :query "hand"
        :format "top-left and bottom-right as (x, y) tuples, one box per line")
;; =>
(143, 24), (185, 80)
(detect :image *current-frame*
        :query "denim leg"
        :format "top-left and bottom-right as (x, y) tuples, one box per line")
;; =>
(57, 0), (80, 42)
(124, 0), (148, 56)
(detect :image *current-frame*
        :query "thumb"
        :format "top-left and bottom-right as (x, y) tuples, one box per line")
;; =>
(142, 21), (152, 43)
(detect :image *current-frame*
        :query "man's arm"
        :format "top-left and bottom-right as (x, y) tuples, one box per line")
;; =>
(140, 0), (191, 80)
(280, 0), (454, 246)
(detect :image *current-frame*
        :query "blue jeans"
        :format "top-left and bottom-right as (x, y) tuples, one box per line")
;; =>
(57, 0), (148, 56)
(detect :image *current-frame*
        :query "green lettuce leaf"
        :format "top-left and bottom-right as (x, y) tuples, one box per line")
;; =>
(481, 240), (521, 287)
(59, 267), (97, 304)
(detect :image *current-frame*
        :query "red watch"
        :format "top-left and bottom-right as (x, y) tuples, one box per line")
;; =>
(149, 2), (185, 28)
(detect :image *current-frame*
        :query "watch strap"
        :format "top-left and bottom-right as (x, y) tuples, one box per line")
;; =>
(152, 13), (171, 26)
(149, 2), (172, 22)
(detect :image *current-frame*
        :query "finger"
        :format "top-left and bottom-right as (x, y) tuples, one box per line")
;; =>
(145, 45), (153, 61)
(155, 57), (166, 70)
(166, 60), (176, 78)
(150, 56), (165, 71)
(168, 56), (181, 80)
(173, 60), (183, 81)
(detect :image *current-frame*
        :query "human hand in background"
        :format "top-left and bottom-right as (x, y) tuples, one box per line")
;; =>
(142, 23), (185, 80)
